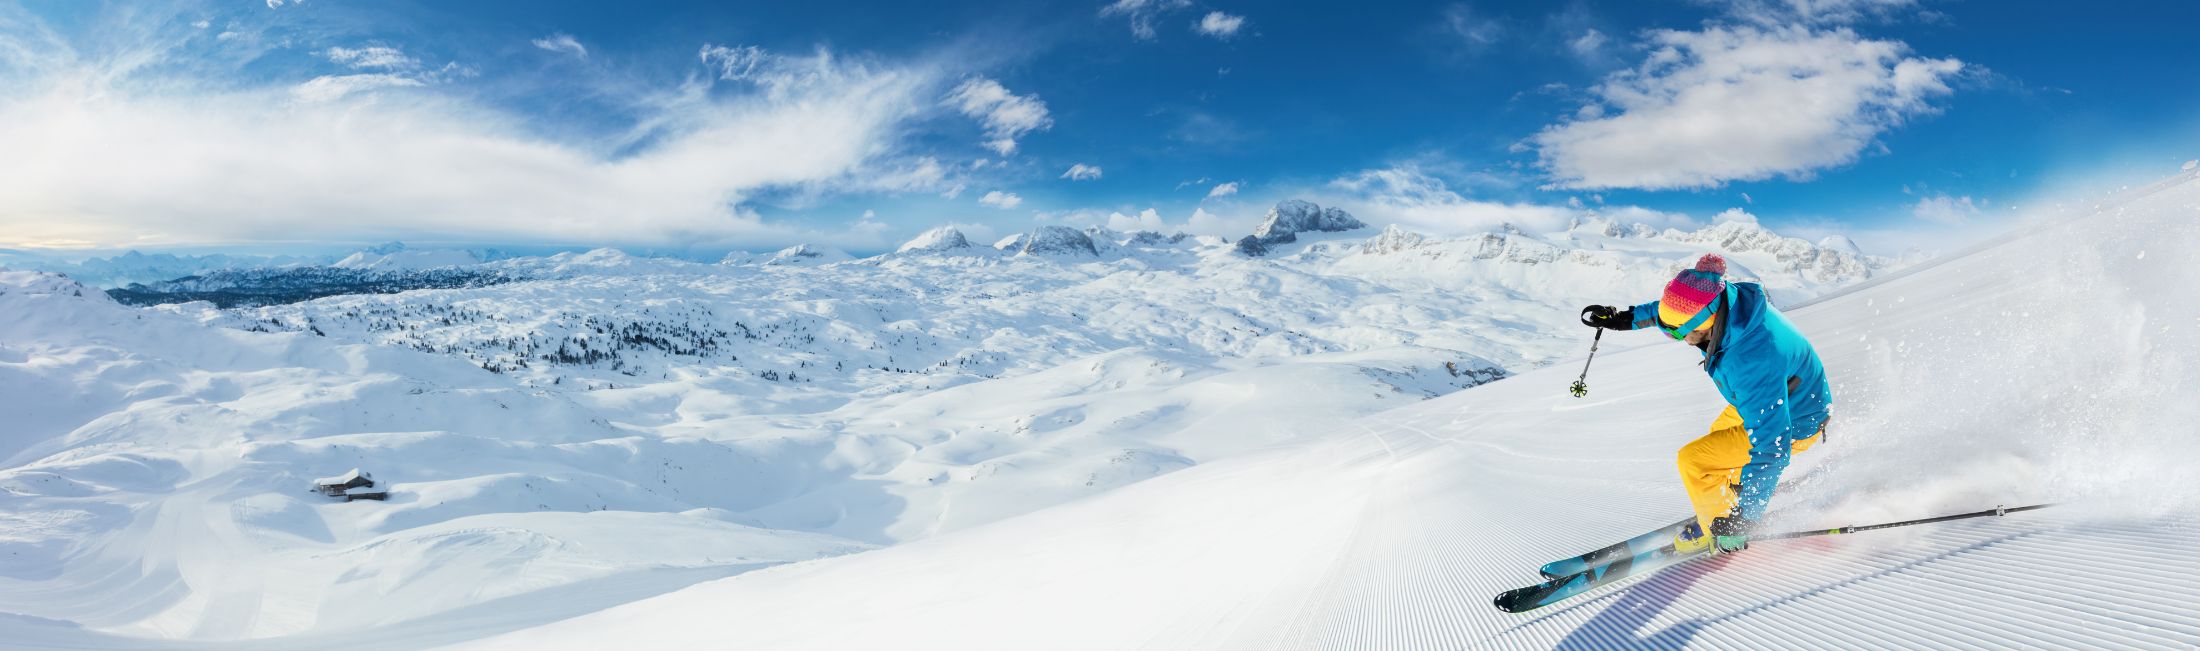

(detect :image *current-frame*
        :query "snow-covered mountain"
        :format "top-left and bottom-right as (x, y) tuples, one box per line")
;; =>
(761, 244), (856, 266)
(895, 226), (977, 254)
(332, 242), (486, 270)
(2, 250), (323, 288)
(1236, 199), (1369, 256)
(0, 193), (2062, 649)
(1017, 224), (1100, 256)
(1, 242), (509, 289)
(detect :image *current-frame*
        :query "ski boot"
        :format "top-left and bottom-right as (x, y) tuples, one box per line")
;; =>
(1673, 521), (1713, 555)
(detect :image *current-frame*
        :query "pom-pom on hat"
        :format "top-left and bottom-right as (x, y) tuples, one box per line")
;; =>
(1657, 254), (1727, 333)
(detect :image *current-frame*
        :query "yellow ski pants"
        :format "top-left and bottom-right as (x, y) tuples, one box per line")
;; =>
(1678, 405), (1822, 533)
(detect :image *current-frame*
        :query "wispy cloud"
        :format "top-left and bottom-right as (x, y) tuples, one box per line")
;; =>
(0, 10), (961, 250)
(1911, 193), (1983, 223)
(1206, 181), (1239, 198)
(1441, 3), (1505, 52)
(291, 73), (423, 102)
(1061, 163), (1103, 181)
(1707, 0), (1920, 25)
(1170, 111), (1247, 146)
(1532, 25), (1962, 190)
(1100, 0), (1191, 40)
(978, 190), (1023, 209)
(948, 77), (1052, 155)
(294, 45), (473, 103)
(1319, 163), (1698, 235)
(1049, 206), (1245, 237)
(532, 33), (587, 59)
(1195, 12), (1246, 39)
(323, 45), (417, 70)
(1567, 29), (1606, 59)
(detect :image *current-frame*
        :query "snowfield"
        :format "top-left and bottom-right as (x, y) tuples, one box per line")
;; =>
(2, 185), (2194, 649)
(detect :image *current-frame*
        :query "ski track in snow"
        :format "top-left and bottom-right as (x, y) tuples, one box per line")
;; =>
(4, 183), (2199, 649)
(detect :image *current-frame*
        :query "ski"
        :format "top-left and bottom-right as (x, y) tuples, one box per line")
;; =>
(1535, 467), (1828, 579)
(1497, 503), (2058, 613)
(1495, 543), (1713, 613)
(1538, 515), (1695, 580)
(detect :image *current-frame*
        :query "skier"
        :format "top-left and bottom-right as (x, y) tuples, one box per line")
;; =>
(1579, 253), (1831, 556)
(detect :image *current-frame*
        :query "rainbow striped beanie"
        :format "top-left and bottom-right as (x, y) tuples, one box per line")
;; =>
(1657, 254), (1727, 332)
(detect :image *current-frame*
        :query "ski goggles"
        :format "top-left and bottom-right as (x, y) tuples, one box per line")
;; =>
(1658, 302), (1716, 340)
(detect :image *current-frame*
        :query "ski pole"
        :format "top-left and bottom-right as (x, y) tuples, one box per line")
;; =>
(1760, 503), (2056, 541)
(1568, 327), (1602, 398)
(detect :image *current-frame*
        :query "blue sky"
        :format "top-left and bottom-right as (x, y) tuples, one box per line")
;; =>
(2, 0), (2195, 258)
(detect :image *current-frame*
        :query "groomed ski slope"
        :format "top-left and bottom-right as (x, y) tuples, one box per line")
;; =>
(460, 174), (2200, 650)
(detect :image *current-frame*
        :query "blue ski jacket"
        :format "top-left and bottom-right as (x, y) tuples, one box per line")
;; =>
(1629, 281), (1831, 521)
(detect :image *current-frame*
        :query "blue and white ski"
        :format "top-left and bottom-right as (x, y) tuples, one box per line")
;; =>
(1537, 516), (1696, 579)
(1495, 543), (1713, 613)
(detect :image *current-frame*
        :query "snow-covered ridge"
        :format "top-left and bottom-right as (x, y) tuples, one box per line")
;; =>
(1237, 199), (1369, 256)
(896, 226), (974, 253)
(333, 241), (486, 270)
(763, 244), (856, 266)
(0, 268), (102, 301)
(1017, 225), (1099, 256)
(0, 250), (323, 289)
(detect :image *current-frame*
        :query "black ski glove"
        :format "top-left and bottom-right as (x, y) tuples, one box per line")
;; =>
(1579, 305), (1633, 330)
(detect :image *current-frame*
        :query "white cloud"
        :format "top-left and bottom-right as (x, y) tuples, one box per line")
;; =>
(0, 24), (950, 250)
(699, 44), (771, 81)
(697, 43), (884, 104)
(1070, 206), (1242, 237)
(1184, 207), (1247, 235)
(1568, 29), (1606, 58)
(1206, 181), (1239, 198)
(192, 20), (210, 29)
(1911, 193), (1982, 224)
(851, 209), (889, 239)
(1107, 208), (1168, 232)
(1061, 163), (1103, 181)
(1714, 207), (1759, 224)
(1441, 4), (1505, 50)
(1532, 25), (1962, 190)
(532, 33), (587, 59)
(1195, 12), (1245, 39)
(295, 46), (477, 102)
(265, 0), (301, 8)
(1101, 0), (1192, 40)
(947, 77), (1051, 155)
(1319, 164), (1698, 235)
(833, 156), (962, 199)
(978, 190), (1023, 209)
(1711, 0), (1919, 25)
(942, 183), (967, 199)
(290, 73), (423, 102)
(323, 45), (416, 70)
